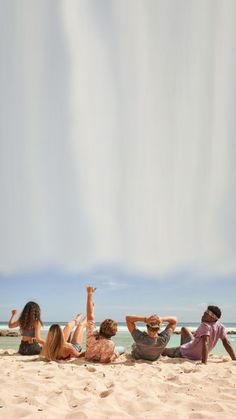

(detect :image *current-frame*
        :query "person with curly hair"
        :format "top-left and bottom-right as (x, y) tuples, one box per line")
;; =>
(8, 301), (45, 355)
(42, 314), (86, 361)
(85, 286), (124, 363)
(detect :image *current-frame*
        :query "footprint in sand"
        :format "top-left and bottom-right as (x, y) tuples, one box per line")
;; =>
(86, 366), (96, 372)
(100, 389), (113, 398)
(105, 381), (114, 389)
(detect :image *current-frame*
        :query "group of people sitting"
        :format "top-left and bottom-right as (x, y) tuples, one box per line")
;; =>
(8, 286), (236, 365)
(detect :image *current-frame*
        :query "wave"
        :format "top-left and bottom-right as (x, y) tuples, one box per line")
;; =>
(1, 324), (236, 334)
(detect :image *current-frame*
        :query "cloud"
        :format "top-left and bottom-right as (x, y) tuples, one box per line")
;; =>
(0, 1), (236, 278)
(102, 279), (129, 290)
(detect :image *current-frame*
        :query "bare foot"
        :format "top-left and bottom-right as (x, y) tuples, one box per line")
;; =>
(80, 315), (87, 327)
(74, 313), (82, 325)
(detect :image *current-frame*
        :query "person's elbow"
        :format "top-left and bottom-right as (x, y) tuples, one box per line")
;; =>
(125, 317), (134, 333)
(125, 315), (132, 326)
(36, 335), (45, 345)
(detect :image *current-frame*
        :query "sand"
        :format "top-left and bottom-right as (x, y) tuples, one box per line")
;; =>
(0, 350), (236, 419)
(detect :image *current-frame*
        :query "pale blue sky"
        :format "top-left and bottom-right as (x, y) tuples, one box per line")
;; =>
(1, 267), (235, 322)
(0, 1), (236, 322)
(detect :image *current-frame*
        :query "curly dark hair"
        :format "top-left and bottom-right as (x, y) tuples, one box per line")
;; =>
(99, 319), (117, 338)
(207, 305), (221, 319)
(19, 301), (43, 331)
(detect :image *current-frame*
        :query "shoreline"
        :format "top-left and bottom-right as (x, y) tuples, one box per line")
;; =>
(1, 332), (236, 359)
(1, 328), (236, 337)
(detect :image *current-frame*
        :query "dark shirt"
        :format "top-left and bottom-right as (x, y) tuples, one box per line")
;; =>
(131, 327), (172, 361)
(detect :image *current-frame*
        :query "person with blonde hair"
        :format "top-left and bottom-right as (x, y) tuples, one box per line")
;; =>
(43, 314), (86, 361)
(126, 313), (177, 361)
(85, 286), (124, 363)
(8, 301), (45, 355)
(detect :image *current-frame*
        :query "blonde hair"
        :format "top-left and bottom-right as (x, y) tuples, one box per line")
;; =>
(42, 324), (70, 361)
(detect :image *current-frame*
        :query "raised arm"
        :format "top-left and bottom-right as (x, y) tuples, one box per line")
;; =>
(126, 315), (156, 333)
(222, 337), (236, 360)
(34, 320), (45, 346)
(86, 286), (96, 321)
(160, 316), (178, 332)
(8, 309), (19, 328)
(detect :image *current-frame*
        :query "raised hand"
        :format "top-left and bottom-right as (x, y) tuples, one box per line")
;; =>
(11, 309), (17, 316)
(86, 285), (96, 294)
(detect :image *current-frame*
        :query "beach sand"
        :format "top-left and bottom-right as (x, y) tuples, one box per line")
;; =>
(0, 350), (235, 419)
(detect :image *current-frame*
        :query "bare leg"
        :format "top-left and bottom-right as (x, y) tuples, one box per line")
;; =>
(180, 327), (193, 345)
(63, 314), (82, 342)
(71, 316), (87, 346)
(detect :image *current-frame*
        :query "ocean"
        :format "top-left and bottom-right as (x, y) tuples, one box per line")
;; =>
(1, 322), (236, 356)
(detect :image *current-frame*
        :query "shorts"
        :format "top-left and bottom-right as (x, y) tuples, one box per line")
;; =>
(71, 343), (82, 352)
(164, 346), (182, 358)
(18, 340), (41, 355)
(164, 334), (193, 358)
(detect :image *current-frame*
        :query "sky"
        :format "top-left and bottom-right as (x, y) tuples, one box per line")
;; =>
(0, 1), (236, 322)
(1, 267), (236, 322)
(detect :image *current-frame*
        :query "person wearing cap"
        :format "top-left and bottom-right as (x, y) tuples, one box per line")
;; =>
(126, 313), (177, 361)
(163, 305), (236, 364)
